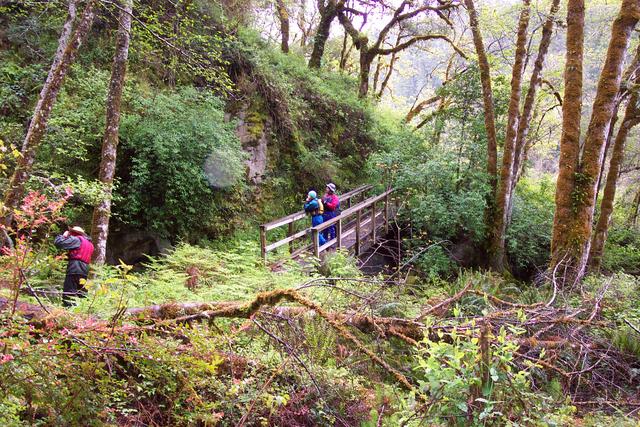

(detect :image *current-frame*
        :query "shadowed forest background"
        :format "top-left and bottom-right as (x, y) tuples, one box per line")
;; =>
(1, 0), (640, 425)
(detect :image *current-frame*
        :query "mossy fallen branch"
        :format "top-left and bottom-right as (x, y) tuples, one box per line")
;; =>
(129, 289), (424, 398)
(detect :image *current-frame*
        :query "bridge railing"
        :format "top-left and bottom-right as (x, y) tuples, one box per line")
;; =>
(310, 188), (395, 257)
(259, 184), (373, 262)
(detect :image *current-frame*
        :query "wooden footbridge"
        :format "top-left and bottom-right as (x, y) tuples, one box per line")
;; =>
(259, 185), (397, 262)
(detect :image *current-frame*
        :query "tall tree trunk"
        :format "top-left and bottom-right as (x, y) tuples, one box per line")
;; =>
(550, 0), (639, 285)
(489, 0), (531, 271)
(549, 0), (585, 279)
(568, 0), (638, 281)
(372, 55), (383, 94)
(595, 102), (620, 208)
(339, 31), (350, 70)
(2, 0), (96, 227)
(275, 0), (290, 53)
(308, 0), (339, 68)
(377, 49), (398, 98)
(463, 0), (498, 193)
(90, 0), (133, 265)
(358, 50), (373, 98)
(510, 0), (561, 200)
(629, 186), (640, 226)
(588, 91), (640, 271)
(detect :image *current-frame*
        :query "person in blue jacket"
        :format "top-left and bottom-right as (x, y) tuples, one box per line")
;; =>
(304, 190), (326, 246)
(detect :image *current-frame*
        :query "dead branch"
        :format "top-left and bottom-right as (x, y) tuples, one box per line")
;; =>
(414, 280), (472, 321)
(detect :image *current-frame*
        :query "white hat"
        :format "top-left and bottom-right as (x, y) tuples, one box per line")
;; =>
(70, 226), (86, 235)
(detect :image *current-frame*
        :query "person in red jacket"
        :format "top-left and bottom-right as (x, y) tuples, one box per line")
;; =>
(322, 183), (340, 241)
(54, 226), (94, 306)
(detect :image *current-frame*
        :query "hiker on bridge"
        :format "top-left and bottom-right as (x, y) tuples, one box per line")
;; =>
(322, 183), (340, 241)
(54, 226), (94, 307)
(304, 190), (326, 246)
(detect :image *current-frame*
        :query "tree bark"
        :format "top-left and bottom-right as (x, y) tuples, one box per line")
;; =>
(90, 0), (133, 265)
(358, 49), (373, 98)
(629, 186), (640, 226)
(275, 0), (290, 53)
(2, 0), (96, 227)
(377, 48), (399, 98)
(405, 95), (441, 123)
(489, 0), (531, 271)
(463, 0), (498, 194)
(550, 0), (639, 285)
(588, 91), (640, 272)
(549, 0), (585, 279)
(339, 31), (350, 70)
(509, 0), (561, 204)
(308, 0), (340, 68)
(594, 102), (620, 208)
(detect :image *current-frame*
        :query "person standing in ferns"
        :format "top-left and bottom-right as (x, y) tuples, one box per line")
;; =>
(304, 190), (326, 246)
(54, 226), (94, 307)
(322, 183), (340, 241)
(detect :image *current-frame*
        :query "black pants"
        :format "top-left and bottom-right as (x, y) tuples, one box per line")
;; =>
(63, 274), (87, 307)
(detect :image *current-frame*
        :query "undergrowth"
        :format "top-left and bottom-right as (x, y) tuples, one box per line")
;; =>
(2, 242), (640, 425)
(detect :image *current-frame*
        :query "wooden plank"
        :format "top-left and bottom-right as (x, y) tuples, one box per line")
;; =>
(384, 192), (389, 234)
(371, 201), (377, 243)
(355, 210), (361, 255)
(318, 237), (337, 253)
(265, 228), (310, 252)
(313, 229), (320, 257)
(288, 222), (294, 253)
(336, 218), (342, 249)
(260, 225), (267, 263)
(263, 211), (307, 231)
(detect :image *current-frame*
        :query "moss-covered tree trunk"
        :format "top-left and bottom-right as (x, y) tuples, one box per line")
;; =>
(2, 0), (96, 228)
(588, 91), (640, 271)
(507, 0), (561, 221)
(629, 186), (640, 226)
(308, 0), (340, 68)
(358, 49), (374, 98)
(549, 0), (585, 281)
(489, 0), (531, 271)
(275, 0), (290, 53)
(463, 0), (498, 194)
(550, 0), (639, 285)
(90, 0), (132, 265)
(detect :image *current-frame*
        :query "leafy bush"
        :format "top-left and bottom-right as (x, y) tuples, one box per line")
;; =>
(376, 141), (489, 245)
(506, 176), (556, 278)
(408, 325), (553, 425)
(117, 87), (245, 239)
(602, 226), (640, 273)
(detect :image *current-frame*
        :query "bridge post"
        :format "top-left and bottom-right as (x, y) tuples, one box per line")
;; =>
(288, 222), (294, 254)
(260, 225), (267, 263)
(371, 201), (377, 243)
(355, 210), (361, 255)
(312, 228), (320, 257)
(336, 218), (342, 249)
(384, 192), (389, 234)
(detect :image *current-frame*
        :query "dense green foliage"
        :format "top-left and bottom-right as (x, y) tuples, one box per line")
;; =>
(506, 177), (556, 277)
(0, 2), (386, 242)
(602, 225), (640, 274)
(118, 88), (244, 238)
